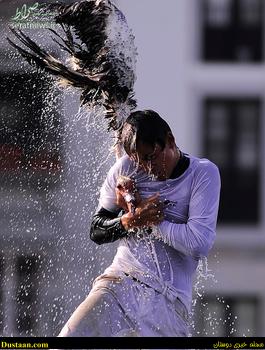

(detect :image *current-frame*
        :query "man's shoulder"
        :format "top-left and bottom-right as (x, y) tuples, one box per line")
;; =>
(188, 155), (220, 176)
(113, 154), (133, 168)
(116, 154), (132, 165)
(108, 154), (135, 177)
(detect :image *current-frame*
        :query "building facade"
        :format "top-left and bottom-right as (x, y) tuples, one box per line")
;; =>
(118, 0), (265, 336)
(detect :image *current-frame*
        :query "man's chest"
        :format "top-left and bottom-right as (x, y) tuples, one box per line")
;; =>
(135, 178), (192, 223)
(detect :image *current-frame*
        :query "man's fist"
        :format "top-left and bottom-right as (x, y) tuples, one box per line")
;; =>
(120, 193), (164, 230)
(116, 175), (140, 212)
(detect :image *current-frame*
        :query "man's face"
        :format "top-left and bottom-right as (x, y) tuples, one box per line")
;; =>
(130, 136), (176, 181)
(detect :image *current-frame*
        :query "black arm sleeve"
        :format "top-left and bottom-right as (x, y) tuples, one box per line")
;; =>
(90, 207), (128, 245)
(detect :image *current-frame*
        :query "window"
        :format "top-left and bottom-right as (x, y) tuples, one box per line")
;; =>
(202, 0), (263, 62)
(15, 255), (41, 335)
(203, 98), (261, 224)
(193, 295), (260, 336)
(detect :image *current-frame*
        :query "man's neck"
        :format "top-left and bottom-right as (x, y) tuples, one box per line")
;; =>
(169, 151), (190, 179)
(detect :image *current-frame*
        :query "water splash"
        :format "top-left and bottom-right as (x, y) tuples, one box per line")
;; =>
(191, 256), (240, 337)
(3, 2), (143, 339)
(0, 32), (119, 335)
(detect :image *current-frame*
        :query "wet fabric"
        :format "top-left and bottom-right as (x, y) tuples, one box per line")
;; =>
(99, 154), (221, 312)
(59, 153), (220, 338)
(58, 274), (189, 337)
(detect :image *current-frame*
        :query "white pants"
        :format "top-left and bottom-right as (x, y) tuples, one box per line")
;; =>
(58, 274), (189, 337)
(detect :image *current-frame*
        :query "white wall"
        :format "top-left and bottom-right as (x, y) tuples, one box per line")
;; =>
(117, 0), (198, 154)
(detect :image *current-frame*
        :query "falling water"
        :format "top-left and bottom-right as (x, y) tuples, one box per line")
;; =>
(0, 39), (118, 336)
(0, 0), (138, 336)
(0, 1), (243, 339)
(190, 255), (239, 337)
(43, 91), (118, 336)
(0, 58), (240, 335)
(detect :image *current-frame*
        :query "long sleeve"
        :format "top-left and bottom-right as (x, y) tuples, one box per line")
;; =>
(90, 156), (134, 245)
(157, 161), (221, 258)
(90, 207), (127, 245)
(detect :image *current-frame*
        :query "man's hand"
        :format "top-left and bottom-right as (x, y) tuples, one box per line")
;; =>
(116, 176), (141, 212)
(116, 176), (164, 230)
(120, 193), (164, 230)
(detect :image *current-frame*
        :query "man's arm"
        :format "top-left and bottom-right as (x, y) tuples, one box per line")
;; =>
(90, 193), (164, 245)
(90, 156), (163, 245)
(90, 207), (127, 245)
(156, 161), (221, 258)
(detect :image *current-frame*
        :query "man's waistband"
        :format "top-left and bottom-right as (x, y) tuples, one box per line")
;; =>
(125, 272), (189, 322)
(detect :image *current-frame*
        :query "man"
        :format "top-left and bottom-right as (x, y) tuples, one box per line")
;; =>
(59, 110), (221, 337)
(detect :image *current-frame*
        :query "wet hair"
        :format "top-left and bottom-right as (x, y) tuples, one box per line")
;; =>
(120, 110), (171, 155)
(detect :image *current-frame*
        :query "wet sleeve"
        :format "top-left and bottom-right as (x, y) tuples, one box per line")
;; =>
(90, 206), (127, 245)
(98, 158), (123, 212)
(156, 161), (221, 258)
(90, 156), (133, 244)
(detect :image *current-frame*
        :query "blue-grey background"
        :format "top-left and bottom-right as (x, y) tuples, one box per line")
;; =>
(0, 0), (264, 336)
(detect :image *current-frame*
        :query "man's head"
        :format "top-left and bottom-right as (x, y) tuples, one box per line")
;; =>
(120, 110), (178, 180)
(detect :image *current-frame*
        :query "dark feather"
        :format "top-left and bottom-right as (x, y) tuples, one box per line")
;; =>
(7, 29), (96, 88)
(7, 0), (137, 131)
